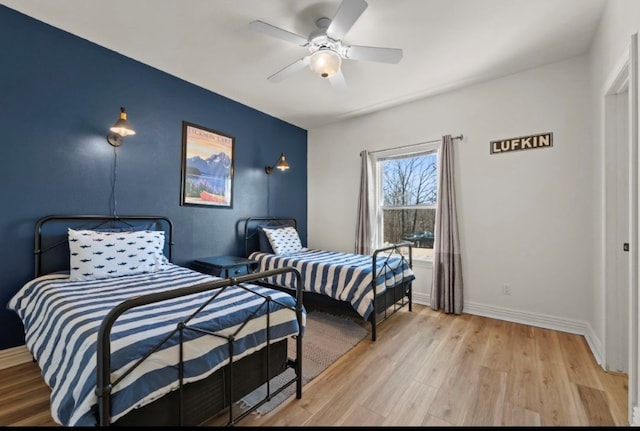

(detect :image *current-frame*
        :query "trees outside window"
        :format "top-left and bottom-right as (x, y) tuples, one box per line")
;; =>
(377, 147), (438, 260)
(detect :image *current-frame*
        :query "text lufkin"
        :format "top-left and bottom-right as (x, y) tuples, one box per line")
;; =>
(490, 132), (553, 154)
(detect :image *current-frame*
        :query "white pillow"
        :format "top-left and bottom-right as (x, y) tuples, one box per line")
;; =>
(68, 228), (169, 281)
(263, 226), (302, 255)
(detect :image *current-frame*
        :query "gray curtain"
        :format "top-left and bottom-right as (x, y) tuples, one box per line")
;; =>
(431, 135), (463, 314)
(355, 150), (374, 255)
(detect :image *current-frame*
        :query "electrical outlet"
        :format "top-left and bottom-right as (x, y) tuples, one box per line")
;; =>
(502, 284), (511, 295)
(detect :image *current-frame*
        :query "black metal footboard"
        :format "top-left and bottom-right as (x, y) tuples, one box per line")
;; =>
(369, 242), (413, 341)
(95, 267), (304, 427)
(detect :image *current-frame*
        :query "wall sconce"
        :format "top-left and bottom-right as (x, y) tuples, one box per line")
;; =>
(107, 107), (136, 147)
(265, 153), (290, 174)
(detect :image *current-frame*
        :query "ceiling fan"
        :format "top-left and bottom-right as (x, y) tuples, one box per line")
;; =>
(249, 0), (403, 90)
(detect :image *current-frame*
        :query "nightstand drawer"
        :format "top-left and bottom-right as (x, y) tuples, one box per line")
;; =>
(192, 256), (258, 278)
(224, 264), (250, 278)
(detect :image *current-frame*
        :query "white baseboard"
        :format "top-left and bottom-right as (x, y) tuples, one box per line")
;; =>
(633, 405), (640, 426)
(412, 294), (602, 365)
(0, 344), (32, 370)
(413, 291), (430, 305)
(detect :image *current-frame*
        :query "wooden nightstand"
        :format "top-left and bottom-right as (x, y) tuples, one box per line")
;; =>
(191, 256), (259, 278)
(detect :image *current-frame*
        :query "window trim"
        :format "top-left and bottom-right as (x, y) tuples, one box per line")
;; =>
(371, 141), (440, 261)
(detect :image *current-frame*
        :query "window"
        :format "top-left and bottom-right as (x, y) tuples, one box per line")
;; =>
(374, 143), (439, 260)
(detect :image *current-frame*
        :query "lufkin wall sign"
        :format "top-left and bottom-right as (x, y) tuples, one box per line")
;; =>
(490, 132), (553, 154)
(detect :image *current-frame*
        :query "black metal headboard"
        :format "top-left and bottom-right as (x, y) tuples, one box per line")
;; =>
(242, 216), (297, 257)
(34, 215), (174, 278)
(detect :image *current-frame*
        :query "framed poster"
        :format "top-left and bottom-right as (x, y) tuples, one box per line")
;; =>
(180, 121), (235, 208)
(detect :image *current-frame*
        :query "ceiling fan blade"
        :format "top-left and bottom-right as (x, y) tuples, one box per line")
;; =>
(345, 45), (403, 63)
(329, 68), (348, 91)
(326, 0), (368, 40)
(249, 20), (308, 46)
(267, 57), (310, 82)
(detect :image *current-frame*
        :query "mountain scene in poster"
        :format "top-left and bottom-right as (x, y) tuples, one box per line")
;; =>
(185, 152), (231, 204)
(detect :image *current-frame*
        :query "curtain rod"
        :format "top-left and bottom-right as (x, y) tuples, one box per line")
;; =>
(368, 134), (463, 155)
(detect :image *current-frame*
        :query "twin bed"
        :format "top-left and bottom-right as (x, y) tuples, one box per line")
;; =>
(8, 214), (414, 427)
(241, 217), (415, 341)
(8, 215), (304, 427)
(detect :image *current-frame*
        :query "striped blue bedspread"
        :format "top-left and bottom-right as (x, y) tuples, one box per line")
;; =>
(249, 248), (414, 320)
(7, 263), (303, 426)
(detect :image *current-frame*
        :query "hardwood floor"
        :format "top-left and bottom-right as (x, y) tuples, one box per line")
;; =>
(0, 304), (628, 426)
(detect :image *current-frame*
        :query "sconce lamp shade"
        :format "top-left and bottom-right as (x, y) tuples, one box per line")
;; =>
(275, 153), (289, 171)
(107, 107), (135, 147)
(265, 153), (290, 174)
(309, 48), (342, 78)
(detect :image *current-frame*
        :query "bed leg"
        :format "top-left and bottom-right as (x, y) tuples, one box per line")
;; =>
(409, 282), (413, 312)
(371, 313), (377, 342)
(296, 333), (303, 399)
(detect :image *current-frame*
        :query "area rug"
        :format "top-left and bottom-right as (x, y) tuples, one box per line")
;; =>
(238, 311), (368, 416)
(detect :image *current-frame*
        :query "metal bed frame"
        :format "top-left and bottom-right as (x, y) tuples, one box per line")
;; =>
(242, 216), (413, 341)
(33, 214), (304, 426)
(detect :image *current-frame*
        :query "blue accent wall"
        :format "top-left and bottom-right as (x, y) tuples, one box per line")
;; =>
(0, 6), (307, 349)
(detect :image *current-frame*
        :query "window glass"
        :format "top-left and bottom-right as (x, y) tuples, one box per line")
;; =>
(378, 149), (438, 260)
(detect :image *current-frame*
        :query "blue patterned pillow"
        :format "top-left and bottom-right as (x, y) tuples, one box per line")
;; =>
(68, 228), (169, 281)
(263, 226), (302, 255)
(257, 223), (295, 253)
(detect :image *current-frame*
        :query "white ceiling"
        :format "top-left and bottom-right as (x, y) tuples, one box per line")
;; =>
(2, 0), (606, 130)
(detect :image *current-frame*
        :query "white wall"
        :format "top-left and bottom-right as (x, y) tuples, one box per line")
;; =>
(308, 55), (596, 335)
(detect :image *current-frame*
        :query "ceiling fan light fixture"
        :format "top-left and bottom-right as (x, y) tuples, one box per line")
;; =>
(309, 48), (342, 78)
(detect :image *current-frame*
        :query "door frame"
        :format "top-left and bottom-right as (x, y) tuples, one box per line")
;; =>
(603, 63), (629, 373)
(602, 32), (638, 425)
(629, 32), (639, 426)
